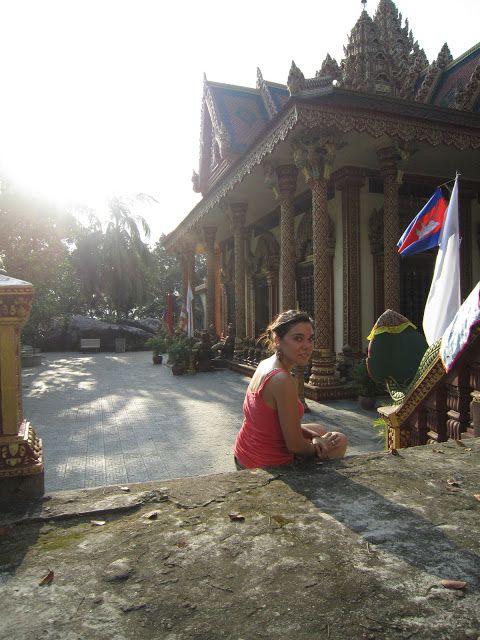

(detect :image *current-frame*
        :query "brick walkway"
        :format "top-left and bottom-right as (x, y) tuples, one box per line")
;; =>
(22, 352), (383, 492)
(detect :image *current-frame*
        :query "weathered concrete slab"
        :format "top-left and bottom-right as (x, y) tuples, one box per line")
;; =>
(1, 440), (479, 639)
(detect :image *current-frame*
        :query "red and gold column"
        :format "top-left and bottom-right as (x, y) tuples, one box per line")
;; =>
(293, 132), (353, 400)
(230, 202), (247, 341)
(203, 226), (217, 330)
(334, 167), (365, 356)
(294, 135), (337, 389)
(276, 164), (298, 311)
(378, 147), (401, 312)
(0, 275), (44, 499)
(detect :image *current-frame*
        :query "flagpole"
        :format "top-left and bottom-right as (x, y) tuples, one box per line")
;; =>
(423, 175), (461, 345)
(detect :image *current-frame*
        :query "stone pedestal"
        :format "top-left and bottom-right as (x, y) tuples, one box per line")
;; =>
(0, 275), (44, 504)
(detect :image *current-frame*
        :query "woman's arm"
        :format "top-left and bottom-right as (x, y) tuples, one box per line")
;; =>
(267, 373), (317, 457)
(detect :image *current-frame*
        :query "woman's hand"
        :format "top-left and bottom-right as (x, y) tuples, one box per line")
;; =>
(312, 433), (340, 459)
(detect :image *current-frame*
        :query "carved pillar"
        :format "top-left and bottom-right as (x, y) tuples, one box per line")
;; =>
(231, 203), (247, 340)
(203, 226), (217, 329)
(335, 167), (365, 356)
(0, 275), (44, 500)
(294, 134), (338, 388)
(378, 148), (401, 312)
(277, 164), (298, 310)
(214, 245), (222, 336)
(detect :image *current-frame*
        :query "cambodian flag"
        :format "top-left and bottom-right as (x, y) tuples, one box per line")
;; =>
(397, 188), (448, 257)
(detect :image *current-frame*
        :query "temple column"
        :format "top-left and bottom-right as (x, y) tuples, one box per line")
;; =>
(272, 164), (309, 408)
(378, 147), (401, 312)
(334, 167), (365, 356)
(203, 226), (217, 329)
(214, 244), (222, 336)
(276, 164), (298, 310)
(0, 274), (44, 502)
(294, 135), (338, 388)
(231, 203), (247, 340)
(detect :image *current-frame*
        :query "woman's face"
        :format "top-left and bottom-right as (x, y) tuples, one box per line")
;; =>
(276, 321), (314, 366)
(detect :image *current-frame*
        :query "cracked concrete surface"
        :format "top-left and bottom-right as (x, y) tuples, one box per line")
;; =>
(0, 440), (479, 639)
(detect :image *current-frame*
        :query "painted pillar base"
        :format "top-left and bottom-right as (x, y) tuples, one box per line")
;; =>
(308, 349), (338, 387)
(0, 421), (44, 504)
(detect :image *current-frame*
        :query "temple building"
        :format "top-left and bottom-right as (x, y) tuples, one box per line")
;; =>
(165, 0), (480, 400)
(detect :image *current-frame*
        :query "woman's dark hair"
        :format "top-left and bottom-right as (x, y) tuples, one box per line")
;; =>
(260, 309), (313, 354)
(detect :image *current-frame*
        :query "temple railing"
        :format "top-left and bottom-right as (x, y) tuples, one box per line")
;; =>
(378, 328), (480, 450)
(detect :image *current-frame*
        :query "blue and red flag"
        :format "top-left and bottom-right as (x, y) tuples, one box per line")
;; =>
(397, 187), (448, 257)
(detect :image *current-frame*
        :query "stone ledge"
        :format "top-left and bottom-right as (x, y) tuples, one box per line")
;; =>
(0, 440), (479, 639)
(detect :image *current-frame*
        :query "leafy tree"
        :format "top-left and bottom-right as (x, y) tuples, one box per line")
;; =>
(70, 211), (105, 316)
(0, 178), (82, 342)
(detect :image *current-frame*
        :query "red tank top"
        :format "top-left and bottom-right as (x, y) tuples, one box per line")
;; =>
(233, 368), (304, 469)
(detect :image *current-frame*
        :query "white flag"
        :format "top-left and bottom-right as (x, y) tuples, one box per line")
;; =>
(186, 282), (194, 338)
(423, 176), (461, 345)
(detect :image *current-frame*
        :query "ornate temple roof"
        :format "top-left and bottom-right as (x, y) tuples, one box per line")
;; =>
(194, 75), (289, 195)
(431, 44), (480, 110)
(193, 0), (480, 197)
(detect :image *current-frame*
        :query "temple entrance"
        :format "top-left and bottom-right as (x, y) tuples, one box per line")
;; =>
(254, 276), (269, 336)
(400, 253), (435, 333)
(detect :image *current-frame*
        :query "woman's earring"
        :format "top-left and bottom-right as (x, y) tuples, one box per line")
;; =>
(276, 347), (284, 361)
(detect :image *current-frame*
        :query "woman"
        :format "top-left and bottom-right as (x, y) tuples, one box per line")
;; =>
(234, 310), (348, 469)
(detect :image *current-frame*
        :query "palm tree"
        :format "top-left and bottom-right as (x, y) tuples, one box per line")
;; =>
(103, 197), (152, 320)
(71, 211), (104, 316)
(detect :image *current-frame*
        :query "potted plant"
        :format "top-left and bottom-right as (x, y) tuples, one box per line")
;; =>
(145, 336), (166, 365)
(352, 361), (377, 410)
(167, 340), (190, 375)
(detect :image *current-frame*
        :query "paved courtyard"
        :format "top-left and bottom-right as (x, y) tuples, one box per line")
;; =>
(22, 352), (383, 492)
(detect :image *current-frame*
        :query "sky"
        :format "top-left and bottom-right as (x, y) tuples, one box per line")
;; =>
(0, 0), (479, 244)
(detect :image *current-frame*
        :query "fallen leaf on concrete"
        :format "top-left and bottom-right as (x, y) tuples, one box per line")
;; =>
(432, 449), (445, 454)
(446, 478), (461, 487)
(120, 486), (130, 492)
(445, 486), (460, 493)
(176, 540), (188, 548)
(474, 494), (480, 502)
(455, 440), (465, 447)
(144, 510), (159, 520)
(90, 520), (106, 526)
(389, 448), (399, 456)
(39, 570), (54, 585)
(464, 448), (472, 452)
(440, 579), (466, 590)
(228, 513), (245, 522)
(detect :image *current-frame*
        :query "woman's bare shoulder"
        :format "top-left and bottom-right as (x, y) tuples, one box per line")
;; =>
(249, 356), (284, 392)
